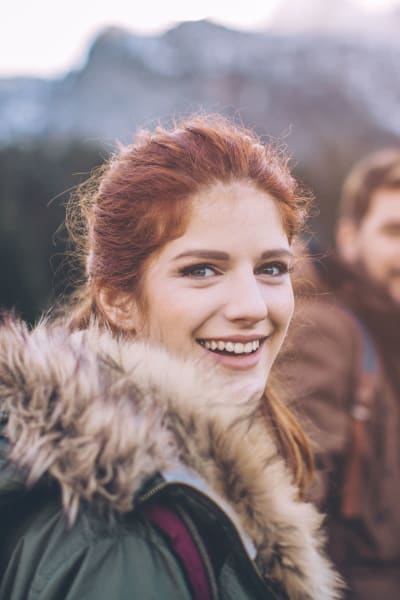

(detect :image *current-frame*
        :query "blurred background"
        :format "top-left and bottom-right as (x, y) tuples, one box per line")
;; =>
(1, 0), (400, 322)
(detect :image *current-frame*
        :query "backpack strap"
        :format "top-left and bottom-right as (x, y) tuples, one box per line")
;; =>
(142, 502), (212, 600)
(340, 311), (380, 519)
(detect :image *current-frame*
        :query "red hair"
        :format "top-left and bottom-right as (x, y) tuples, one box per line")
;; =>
(68, 115), (308, 310)
(65, 114), (313, 492)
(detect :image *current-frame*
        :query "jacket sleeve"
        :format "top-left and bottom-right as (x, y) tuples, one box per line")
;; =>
(35, 527), (193, 600)
(276, 299), (360, 505)
(1, 508), (193, 600)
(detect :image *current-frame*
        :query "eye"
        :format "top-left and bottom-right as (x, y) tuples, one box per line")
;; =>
(180, 263), (219, 278)
(257, 261), (290, 277)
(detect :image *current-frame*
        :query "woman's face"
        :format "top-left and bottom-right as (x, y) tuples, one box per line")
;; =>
(135, 181), (294, 394)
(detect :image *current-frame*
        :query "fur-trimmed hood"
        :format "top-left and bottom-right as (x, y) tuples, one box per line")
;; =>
(0, 317), (341, 599)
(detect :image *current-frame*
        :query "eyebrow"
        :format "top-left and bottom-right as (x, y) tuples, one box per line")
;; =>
(381, 222), (400, 230)
(173, 248), (293, 261)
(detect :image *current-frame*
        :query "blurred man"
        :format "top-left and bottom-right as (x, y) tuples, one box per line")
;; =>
(277, 149), (400, 600)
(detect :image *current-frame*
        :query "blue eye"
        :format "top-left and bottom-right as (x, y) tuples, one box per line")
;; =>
(181, 264), (218, 278)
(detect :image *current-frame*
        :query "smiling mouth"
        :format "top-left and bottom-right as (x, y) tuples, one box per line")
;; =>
(197, 338), (265, 356)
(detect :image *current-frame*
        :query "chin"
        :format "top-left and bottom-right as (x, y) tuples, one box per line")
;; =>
(225, 368), (268, 396)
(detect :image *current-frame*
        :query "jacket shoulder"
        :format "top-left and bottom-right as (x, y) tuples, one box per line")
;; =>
(274, 296), (362, 460)
(292, 295), (362, 347)
(281, 296), (362, 388)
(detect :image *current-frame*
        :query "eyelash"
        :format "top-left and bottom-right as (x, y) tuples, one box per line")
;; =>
(179, 262), (291, 279)
(257, 262), (291, 277)
(180, 264), (219, 278)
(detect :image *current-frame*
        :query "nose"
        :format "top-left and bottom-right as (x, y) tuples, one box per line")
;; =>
(223, 269), (268, 324)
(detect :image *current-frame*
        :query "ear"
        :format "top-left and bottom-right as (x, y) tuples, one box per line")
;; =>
(335, 219), (360, 264)
(96, 287), (139, 333)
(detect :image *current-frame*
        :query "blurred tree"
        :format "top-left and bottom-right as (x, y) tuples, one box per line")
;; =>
(0, 141), (104, 323)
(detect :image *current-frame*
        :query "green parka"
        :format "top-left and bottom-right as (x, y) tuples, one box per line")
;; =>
(0, 318), (340, 600)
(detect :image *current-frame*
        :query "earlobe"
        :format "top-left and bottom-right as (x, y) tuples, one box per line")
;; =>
(336, 219), (359, 264)
(97, 287), (138, 333)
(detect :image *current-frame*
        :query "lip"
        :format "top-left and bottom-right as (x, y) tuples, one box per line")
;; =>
(196, 336), (267, 370)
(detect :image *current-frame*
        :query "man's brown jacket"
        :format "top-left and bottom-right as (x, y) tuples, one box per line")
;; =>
(275, 263), (400, 600)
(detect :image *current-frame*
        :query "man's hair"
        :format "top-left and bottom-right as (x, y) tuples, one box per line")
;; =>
(339, 148), (400, 226)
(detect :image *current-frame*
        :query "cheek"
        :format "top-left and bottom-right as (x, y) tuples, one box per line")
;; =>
(273, 284), (294, 328)
(145, 294), (203, 344)
(362, 238), (390, 272)
(147, 299), (186, 332)
(381, 238), (400, 261)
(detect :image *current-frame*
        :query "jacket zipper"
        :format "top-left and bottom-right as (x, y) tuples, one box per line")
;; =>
(175, 504), (220, 600)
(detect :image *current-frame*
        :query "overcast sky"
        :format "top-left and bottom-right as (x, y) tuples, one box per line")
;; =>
(2, 0), (399, 77)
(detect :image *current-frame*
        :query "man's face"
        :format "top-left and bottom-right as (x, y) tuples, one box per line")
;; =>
(341, 187), (400, 304)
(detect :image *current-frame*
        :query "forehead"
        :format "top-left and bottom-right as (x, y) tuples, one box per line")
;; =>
(157, 180), (290, 260)
(187, 180), (286, 233)
(366, 187), (400, 226)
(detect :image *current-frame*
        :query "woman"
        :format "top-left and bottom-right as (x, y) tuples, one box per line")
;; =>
(0, 115), (341, 599)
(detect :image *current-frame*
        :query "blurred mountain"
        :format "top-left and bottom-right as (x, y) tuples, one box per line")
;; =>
(268, 0), (400, 35)
(1, 19), (399, 154)
(1, 18), (400, 242)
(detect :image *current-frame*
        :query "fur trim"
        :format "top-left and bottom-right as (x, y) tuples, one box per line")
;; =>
(0, 317), (342, 599)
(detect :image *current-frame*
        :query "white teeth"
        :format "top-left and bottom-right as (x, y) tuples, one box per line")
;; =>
(202, 339), (261, 354)
(233, 342), (244, 354)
